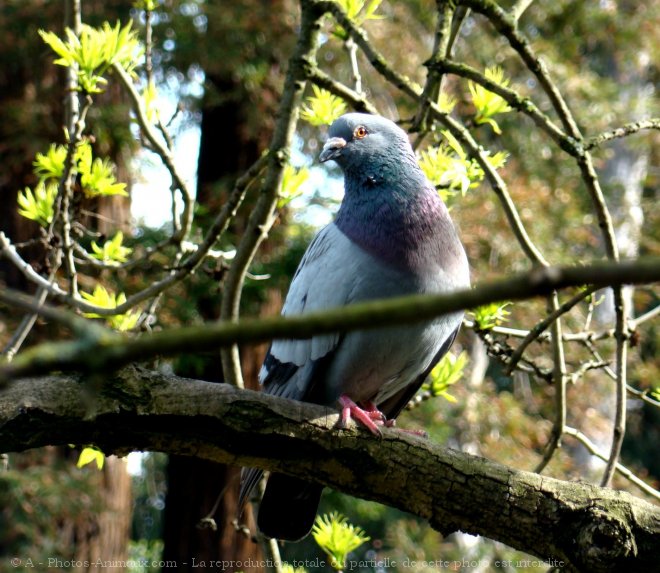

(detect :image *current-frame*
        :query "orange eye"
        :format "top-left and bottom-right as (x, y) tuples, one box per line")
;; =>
(354, 126), (368, 139)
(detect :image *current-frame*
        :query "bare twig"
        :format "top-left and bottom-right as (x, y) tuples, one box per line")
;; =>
(219, 1), (325, 388)
(507, 286), (598, 375)
(510, 0), (536, 22)
(564, 427), (660, 501)
(584, 119), (660, 151)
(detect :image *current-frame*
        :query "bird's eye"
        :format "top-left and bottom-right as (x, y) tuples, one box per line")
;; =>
(353, 126), (368, 139)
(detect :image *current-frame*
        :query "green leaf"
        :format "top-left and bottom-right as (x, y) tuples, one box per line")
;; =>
(39, 21), (143, 94)
(278, 164), (310, 208)
(300, 85), (347, 127)
(312, 512), (369, 570)
(468, 66), (513, 134)
(142, 79), (159, 122)
(422, 351), (468, 402)
(17, 182), (58, 226)
(80, 156), (128, 197)
(469, 301), (512, 330)
(33, 144), (68, 181)
(332, 0), (384, 39)
(418, 131), (508, 202)
(90, 231), (133, 265)
(77, 446), (105, 470)
(80, 284), (140, 331)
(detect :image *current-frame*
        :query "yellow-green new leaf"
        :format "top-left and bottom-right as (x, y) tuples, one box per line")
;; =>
(40, 21), (143, 94)
(81, 285), (140, 331)
(281, 566), (307, 573)
(422, 351), (468, 402)
(81, 157), (128, 197)
(300, 85), (347, 127)
(77, 446), (105, 470)
(469, 301), (512, 330)
(17, 182), (58, 226)
(90, 231), (133, 265)
(468, 66), (513, 134)
(278, 164), (310, 208)
(33, 144), (68, 181)
(312, 512), (369, 571)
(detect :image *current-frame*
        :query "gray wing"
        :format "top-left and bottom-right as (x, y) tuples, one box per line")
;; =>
(259, 223), (360, 401)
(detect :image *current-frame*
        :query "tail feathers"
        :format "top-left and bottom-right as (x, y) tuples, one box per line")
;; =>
(238, 467), (264, 513)
(257, 473), (323, 541)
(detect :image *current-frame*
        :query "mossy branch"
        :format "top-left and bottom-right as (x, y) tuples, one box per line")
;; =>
(0, 368), (658, 572)
(1, 258), (658, 384)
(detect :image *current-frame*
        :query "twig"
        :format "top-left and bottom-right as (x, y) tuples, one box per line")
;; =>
(0, 154), (265, 317)
(510, 0), (536, 22)
(412, 0), (455, 133)
(584, 119), (660, 151)
(563, 426), (660, 501)
(533, 292), (568, 474)
(306, 67), (378, 114)
(429, 59), (570, 152)
(344, 36), (362, 94)
(507, 286), (598, 375)
(463, 0), (630, 492)
(112, 64), (193, 244)
(219, 1), (325, 388)
(430, 106), (548, 265)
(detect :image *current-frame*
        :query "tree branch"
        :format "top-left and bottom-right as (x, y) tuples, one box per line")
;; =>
(1, 367), (658, 572)
(1, 258), (658, 384)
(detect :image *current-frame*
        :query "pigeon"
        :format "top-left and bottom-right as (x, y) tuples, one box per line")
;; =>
(239, 113), (470, 541)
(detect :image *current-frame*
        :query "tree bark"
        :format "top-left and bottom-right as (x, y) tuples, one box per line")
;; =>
(1, 366), (658, 573)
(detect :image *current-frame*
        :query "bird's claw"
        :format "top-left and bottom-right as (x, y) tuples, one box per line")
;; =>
(338, 395), (386, 436)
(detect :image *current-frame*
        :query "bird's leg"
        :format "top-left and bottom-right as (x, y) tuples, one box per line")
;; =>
(338, 395), (383, 436)
(361, 400), (387, 421)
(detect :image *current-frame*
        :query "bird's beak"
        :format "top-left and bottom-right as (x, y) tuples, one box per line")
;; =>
(319, 137), (346, 163)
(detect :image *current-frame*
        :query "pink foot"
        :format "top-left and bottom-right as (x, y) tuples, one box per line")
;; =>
(338, 395), (387, 436)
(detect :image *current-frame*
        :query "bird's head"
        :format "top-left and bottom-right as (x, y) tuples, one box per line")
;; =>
(319, 113), (415, 175)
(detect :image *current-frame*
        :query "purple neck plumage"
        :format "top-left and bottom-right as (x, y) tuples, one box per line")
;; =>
(335, 165), (460, 275)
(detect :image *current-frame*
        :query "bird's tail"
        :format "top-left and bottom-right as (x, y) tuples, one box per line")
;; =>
(257, 473), (323, 542)
(238, 466), (263, 513)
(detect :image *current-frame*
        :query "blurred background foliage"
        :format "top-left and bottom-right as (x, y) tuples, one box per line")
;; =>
(0, 0), (658, 571)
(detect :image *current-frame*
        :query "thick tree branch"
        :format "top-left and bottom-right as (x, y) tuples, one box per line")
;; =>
(0, 368), (658, 572)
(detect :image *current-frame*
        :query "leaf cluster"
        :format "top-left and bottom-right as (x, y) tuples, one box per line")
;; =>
(311, 511), (370, 570)
(39, 21), (143, 94)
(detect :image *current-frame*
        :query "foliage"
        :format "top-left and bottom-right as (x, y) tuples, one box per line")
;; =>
(39, 21), (143, 94)
(278, 164), (311, 208)
(418, 130), (508, 200)
(127, 539), (164, 572)
(77, 446), (105, 470)
(90, 231), (133, 265)
(16, 182), (58, 226)
(422, 351), (468, 403)
(81, 285), (140, 331)
(469, 301), (512, 330)
(281, 565), (307, 573)
(468, 66), (513, 134)
(76, 141), (128, 197)
(17, 140), (128, 227)
(33, 143), (68, 180)
(332, 0), (384, 40)
(301, 85), (347, 126)
(312, 512), (370, 570)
